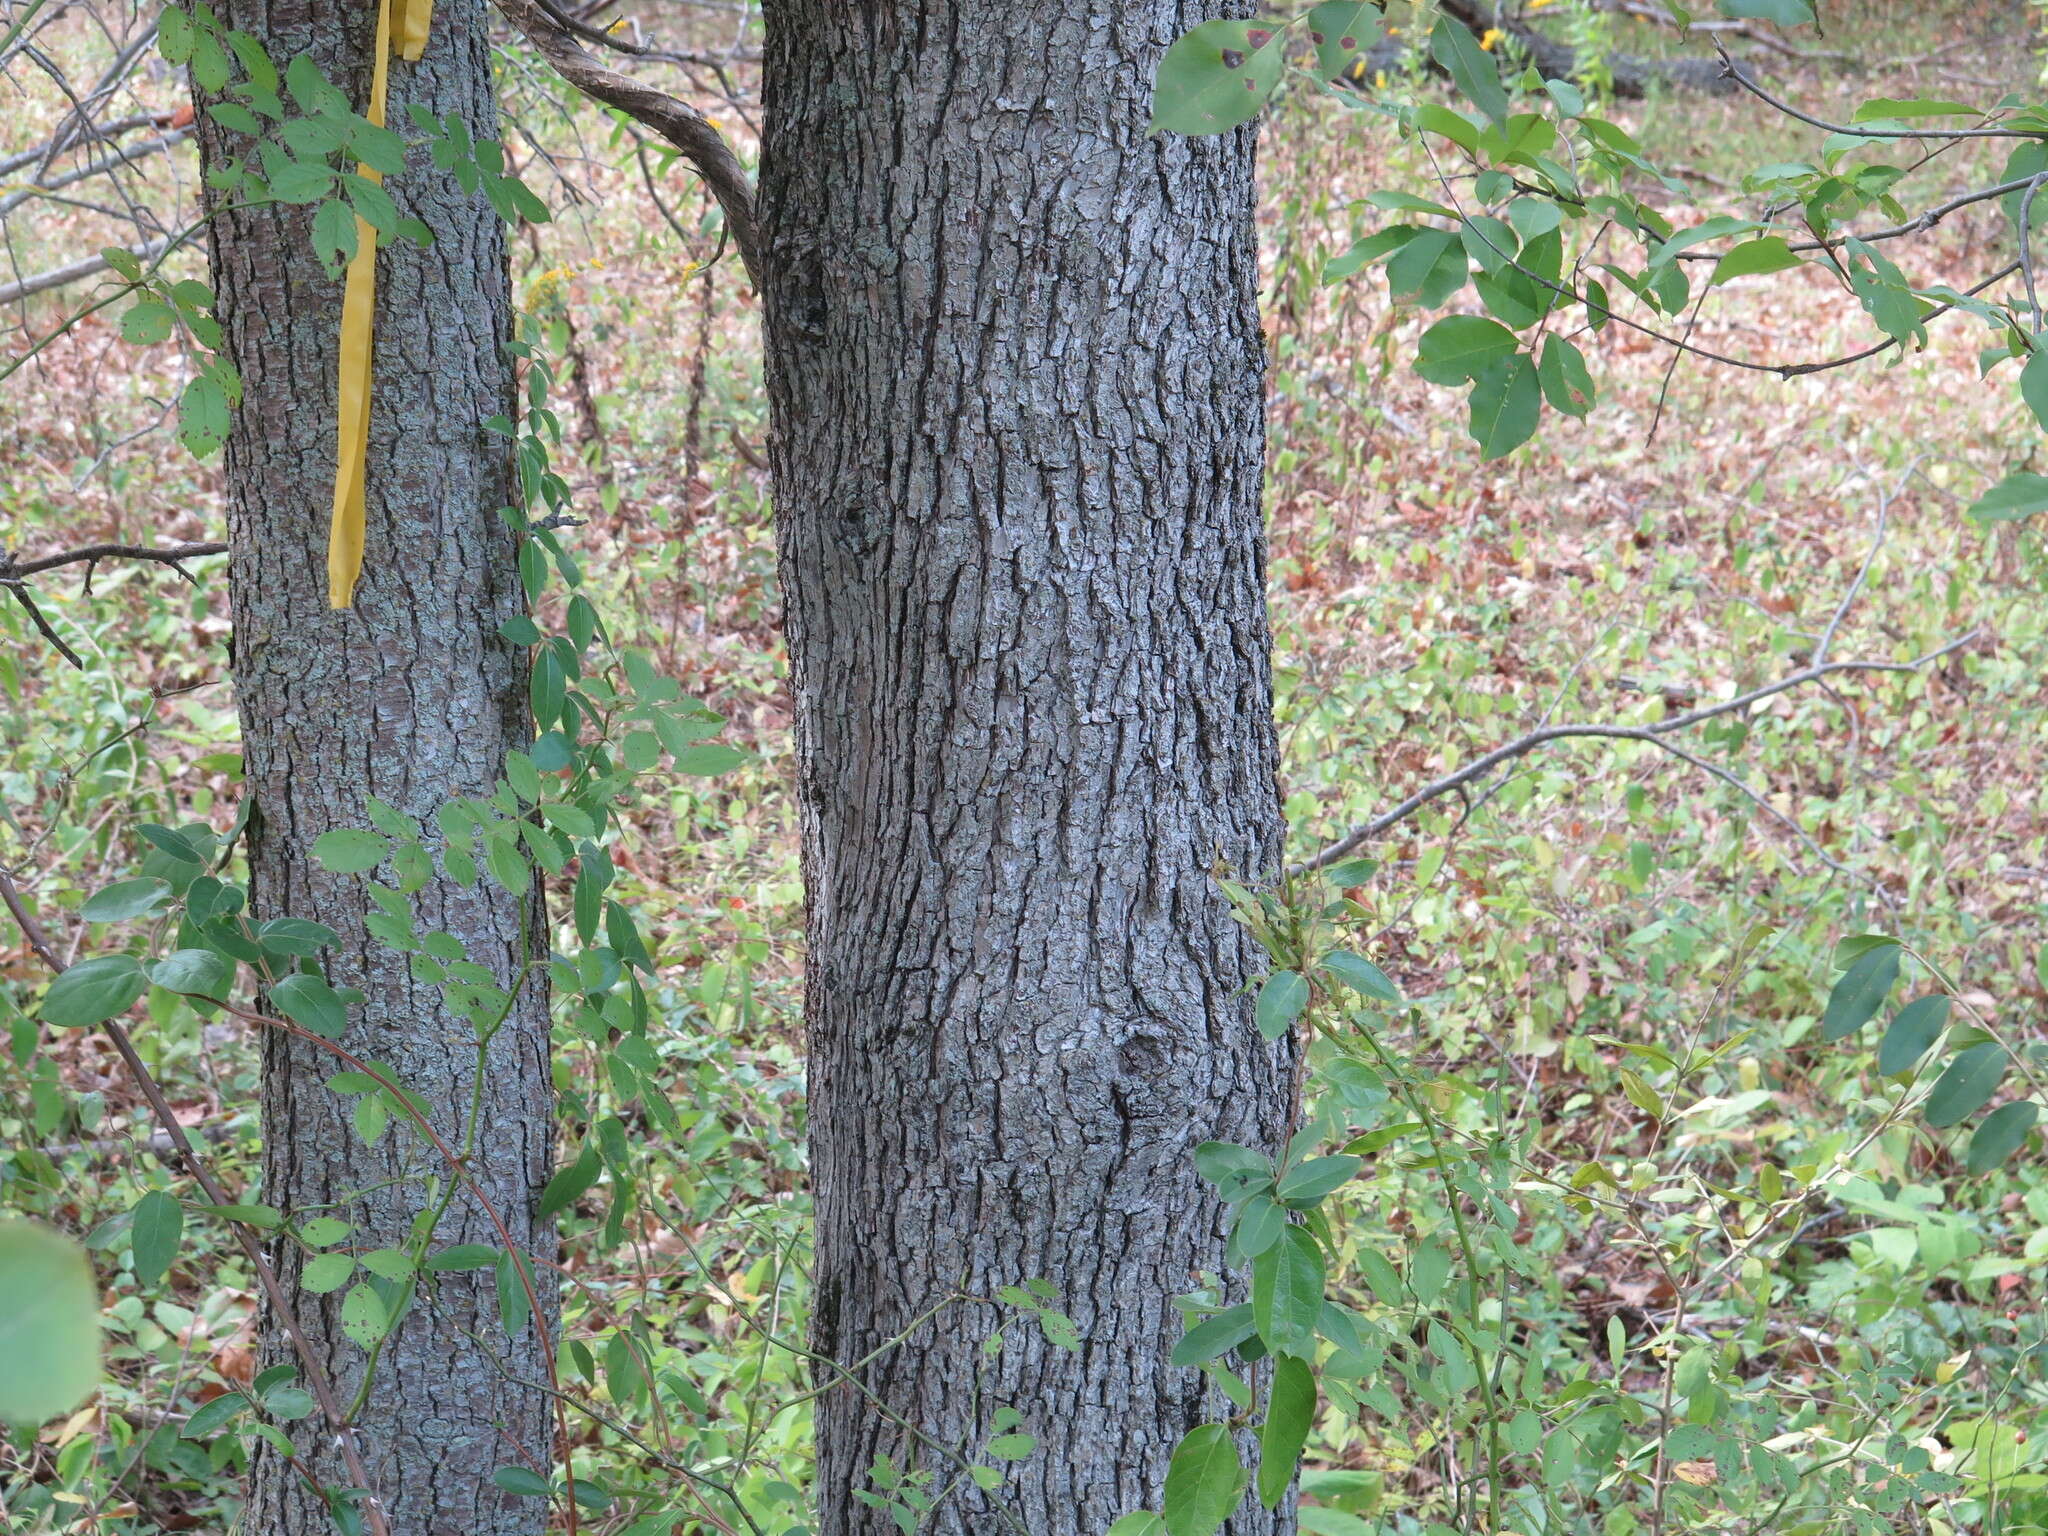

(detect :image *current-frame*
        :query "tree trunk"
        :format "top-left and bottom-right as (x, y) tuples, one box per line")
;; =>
(196, 5), (555, 1532)
(758, 2), (1296, 1531)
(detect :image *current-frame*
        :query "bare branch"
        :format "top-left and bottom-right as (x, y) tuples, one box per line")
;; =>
(0, 235), (170, 306)
(492, 0), (760, 283)
(1715, 45), (2046, 140)
(2, 539), (229, 580)
(1292, 632), (1980, 875)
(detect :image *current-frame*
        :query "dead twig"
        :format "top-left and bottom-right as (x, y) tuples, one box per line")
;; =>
(493, 0), (760, 283)
(1293, 631), (1980, 875)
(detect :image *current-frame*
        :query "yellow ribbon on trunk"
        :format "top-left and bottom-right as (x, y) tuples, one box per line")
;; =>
(328, 0), (437, 608)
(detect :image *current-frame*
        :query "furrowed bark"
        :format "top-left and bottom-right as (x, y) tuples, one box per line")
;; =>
(759, 1), (1297, 1531)
(194, 3), (555, 1531)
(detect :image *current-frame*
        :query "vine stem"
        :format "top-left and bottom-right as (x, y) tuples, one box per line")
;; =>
(342, 957), (530, 1423)
(1314, 1003), (1505, 1535)
(202, 993), (583, 1535)
(0, 865), (393, 1536)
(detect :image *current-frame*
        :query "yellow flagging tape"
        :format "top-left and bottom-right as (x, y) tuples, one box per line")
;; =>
(329, 0), (429, 607)
(396, 0), (434, 63)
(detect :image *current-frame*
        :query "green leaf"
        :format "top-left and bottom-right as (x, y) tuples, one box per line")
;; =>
(493, 1466), (554, 1498)
(137, 823), (203, 864)
(1150, 19), (1289, 136)
(258, 918), (340, 957)
(194, 1202), (283, 1228)
(1171, 1304), (1259, 1368)
(264, 1386), (315, 1420)
(300, 1253), (355, 1293)
(130, 1191), (182, 1287)
(345, 174), (399, 234)
(1537, 335), (1595, 417)
(310, 198), (359, 276)
(1162, 1424), (1246, 1536)
(671, 743), (749, 776)
(158, 6), (194, 63)
(1717, 0), (1814, 22)
(1321, 950), (1400, 1002)
(1411, 103), (1480, 153)
(1235, 1196), (1286, 1257)
(284, 52), (345, 114)
(1710, 235), (1803, 286)
(120, 300), (176, 345)
(1429, 14), (1506, 126)
(2022, 345), (2048, 433)
(425, 1244), (500, 1272)
(100, 246), (146, 282)
(1253, 1225), (1324, 1359)
(1409, 1239), (1451, 1303)
(209, 101), (264, 136)
(180, 374), (233, 458)
(1276, 1155), (1361, 1204)
(300, 1217), (352, 1247)
(268, 159), (335, 205)
(1850, 96), (1979, 121)
(339, 1282), (388, 1348)
(1966, 1100), (2038, 1173)
(1257, 1355), (1315, 1507)
(537, 1143), (602, 1219)
(180, 1391), (250, 1439)
(1255, 971), (1310, 1040)
(1649, 215), (1764, 267)
(0, 1220), (100, 1422)
(269, 973), (350, 1039)
(1878, 995), (1949, 1076)
(1353, 1247), (1402, 1305)
(1298, 1507), (1379, 1535)
(1107, 1517), (1168, 1536)
(1307, 1), (1381, 83)
(360, 1248), (413, 1281)
(1415, 315), (1518, 387)
(348, 121), (408, 177)
(81, 878), (172, 922)
(987, 1432), (1037, 1461)
(1384, 228), (1465, 306)
(1195, 1141), (1268, 1184)
(41, 956), (148, 1028)
(1821, 941), (1899, 1040)
(1967, 470), (2048, 523)
(313, 828), (387, 874)
(1468, 354), (1541, 462)
(151, 948), (234, 998)
(1924, 1044), (2006, 1128)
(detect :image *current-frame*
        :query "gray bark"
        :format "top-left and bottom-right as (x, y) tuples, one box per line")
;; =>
(758, 2), (1297, 1532)
(195, 4), (554, 1532)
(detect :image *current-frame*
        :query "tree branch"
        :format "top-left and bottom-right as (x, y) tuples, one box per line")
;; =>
(2, 539), (229, 580)
(1715, 45), (2046, 140)
(0, 238), (172, 307)
(492, 0), (760, 284)
(1292, 631), (1979, 875)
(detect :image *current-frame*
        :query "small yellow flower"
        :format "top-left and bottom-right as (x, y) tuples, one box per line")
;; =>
(1479, 26), (1505, 49)
(1528, 0), (1557, 8)
(1375, 69), (1387, 88)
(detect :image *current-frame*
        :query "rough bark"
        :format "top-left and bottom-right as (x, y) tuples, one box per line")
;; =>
(196, 4), (554, 1532)
(758, 2), (1297, 1532)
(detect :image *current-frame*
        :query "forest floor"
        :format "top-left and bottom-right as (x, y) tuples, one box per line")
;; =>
(3, 2), (2047, 1532)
